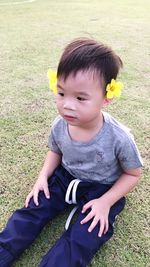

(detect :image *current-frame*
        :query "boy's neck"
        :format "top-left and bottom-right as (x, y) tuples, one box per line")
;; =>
(68, 112), (104, 142)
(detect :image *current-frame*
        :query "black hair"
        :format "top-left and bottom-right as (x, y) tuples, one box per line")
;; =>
(57, 37), (123, 92)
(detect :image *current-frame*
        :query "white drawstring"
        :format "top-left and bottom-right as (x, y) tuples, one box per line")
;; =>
(65, 179), (81, 230)
(65, 179), (81, 204)
(65, 206), (78, 230)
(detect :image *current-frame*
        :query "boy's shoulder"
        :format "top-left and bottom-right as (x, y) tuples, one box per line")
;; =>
(103, 112), (143, 169)
(103, 112), (133, 141)
(51, 115), (66, 132)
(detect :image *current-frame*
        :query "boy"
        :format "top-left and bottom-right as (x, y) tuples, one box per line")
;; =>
(0, 38), (143, 267)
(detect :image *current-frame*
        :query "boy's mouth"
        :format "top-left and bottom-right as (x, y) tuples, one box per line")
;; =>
(63, 115), (76, 121)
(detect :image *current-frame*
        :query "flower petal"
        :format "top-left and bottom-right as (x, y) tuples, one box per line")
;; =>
(106, 91), (114, 99)
(111, 79), (116, 86)
(47, 69), (57, 95)
(106, 84), (111, 92)
(114, 88), (121, 97)
(116, 82), (124, 90)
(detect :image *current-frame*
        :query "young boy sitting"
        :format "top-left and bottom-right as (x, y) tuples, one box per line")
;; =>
(0, 37), (143, 267)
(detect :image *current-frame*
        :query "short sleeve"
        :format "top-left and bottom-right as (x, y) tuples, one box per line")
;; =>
(48, 117), (62, 155)
(48, 131), (61, 154)
(117, 134), (143, 170)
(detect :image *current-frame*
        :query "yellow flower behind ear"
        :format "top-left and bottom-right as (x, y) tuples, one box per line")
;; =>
(106, 79), (124, 99)
(47, 69), (57, 95)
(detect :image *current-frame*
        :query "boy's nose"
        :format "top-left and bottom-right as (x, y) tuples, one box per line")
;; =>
(63, 102), (75, 110)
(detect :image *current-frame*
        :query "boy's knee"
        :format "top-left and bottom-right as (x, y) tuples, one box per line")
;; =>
(0, 246), (15, 267)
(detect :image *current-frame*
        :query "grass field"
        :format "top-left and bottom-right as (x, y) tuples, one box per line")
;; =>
(0, 0), (150, 266)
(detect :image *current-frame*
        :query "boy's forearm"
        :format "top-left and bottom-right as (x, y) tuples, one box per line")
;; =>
(100, 169), (142, 207)
(39, 150), (62, 179)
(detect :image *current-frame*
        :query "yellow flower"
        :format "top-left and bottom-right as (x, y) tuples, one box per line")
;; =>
(47, 69), (57, 95)
(106, 79), (124, 99)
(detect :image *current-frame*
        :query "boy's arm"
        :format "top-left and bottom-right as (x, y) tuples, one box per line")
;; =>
(81, 167), (142, 237)
(99, 167), (142, 206)
(25, 150), (61, 207)
(39, 150), (62, 178)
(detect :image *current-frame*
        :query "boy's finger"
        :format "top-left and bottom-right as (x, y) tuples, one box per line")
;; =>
(82, 201), (92, 213)
(44, 186), (50, 199)
(33, 191), (39, 206)
(104, 219), (109, 234)
(25, 192), (33, 208)
(25, 197), (29, 208)
(98, 219), (105, 237)
(81, 211), (93, 224)
(88, 217), (99, 232)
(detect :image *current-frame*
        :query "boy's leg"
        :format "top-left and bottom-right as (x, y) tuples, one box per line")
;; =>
(39, 186), (125, 267)
(0, 166), (70, 267)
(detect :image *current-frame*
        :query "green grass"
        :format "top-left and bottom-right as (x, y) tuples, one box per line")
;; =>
(0, 0), (150, 266)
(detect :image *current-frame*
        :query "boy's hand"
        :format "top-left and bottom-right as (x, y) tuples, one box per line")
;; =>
(25, 176), (50, 208)
(80, 197), (110, 237)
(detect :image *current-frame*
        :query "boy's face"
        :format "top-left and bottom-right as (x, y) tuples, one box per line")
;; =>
(56, 70), (107, 128)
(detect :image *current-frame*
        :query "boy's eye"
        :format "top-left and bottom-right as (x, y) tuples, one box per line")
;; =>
(58, 92), (64, 97)
(77, 96), (86, 101)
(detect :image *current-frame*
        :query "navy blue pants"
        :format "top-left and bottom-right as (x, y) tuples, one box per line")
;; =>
(0, 165), (125, 267)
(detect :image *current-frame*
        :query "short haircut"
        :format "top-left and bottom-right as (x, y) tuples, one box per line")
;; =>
(57, 37), (123, 92)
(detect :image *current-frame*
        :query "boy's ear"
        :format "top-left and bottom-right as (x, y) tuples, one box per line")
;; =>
(102, 97), (113, 107)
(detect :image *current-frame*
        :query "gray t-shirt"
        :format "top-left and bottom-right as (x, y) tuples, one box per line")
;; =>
(48, 112), (143, 184)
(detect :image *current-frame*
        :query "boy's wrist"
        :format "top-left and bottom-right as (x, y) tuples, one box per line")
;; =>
(38, 171), (49, 180)
(98, 194), (112, 208)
